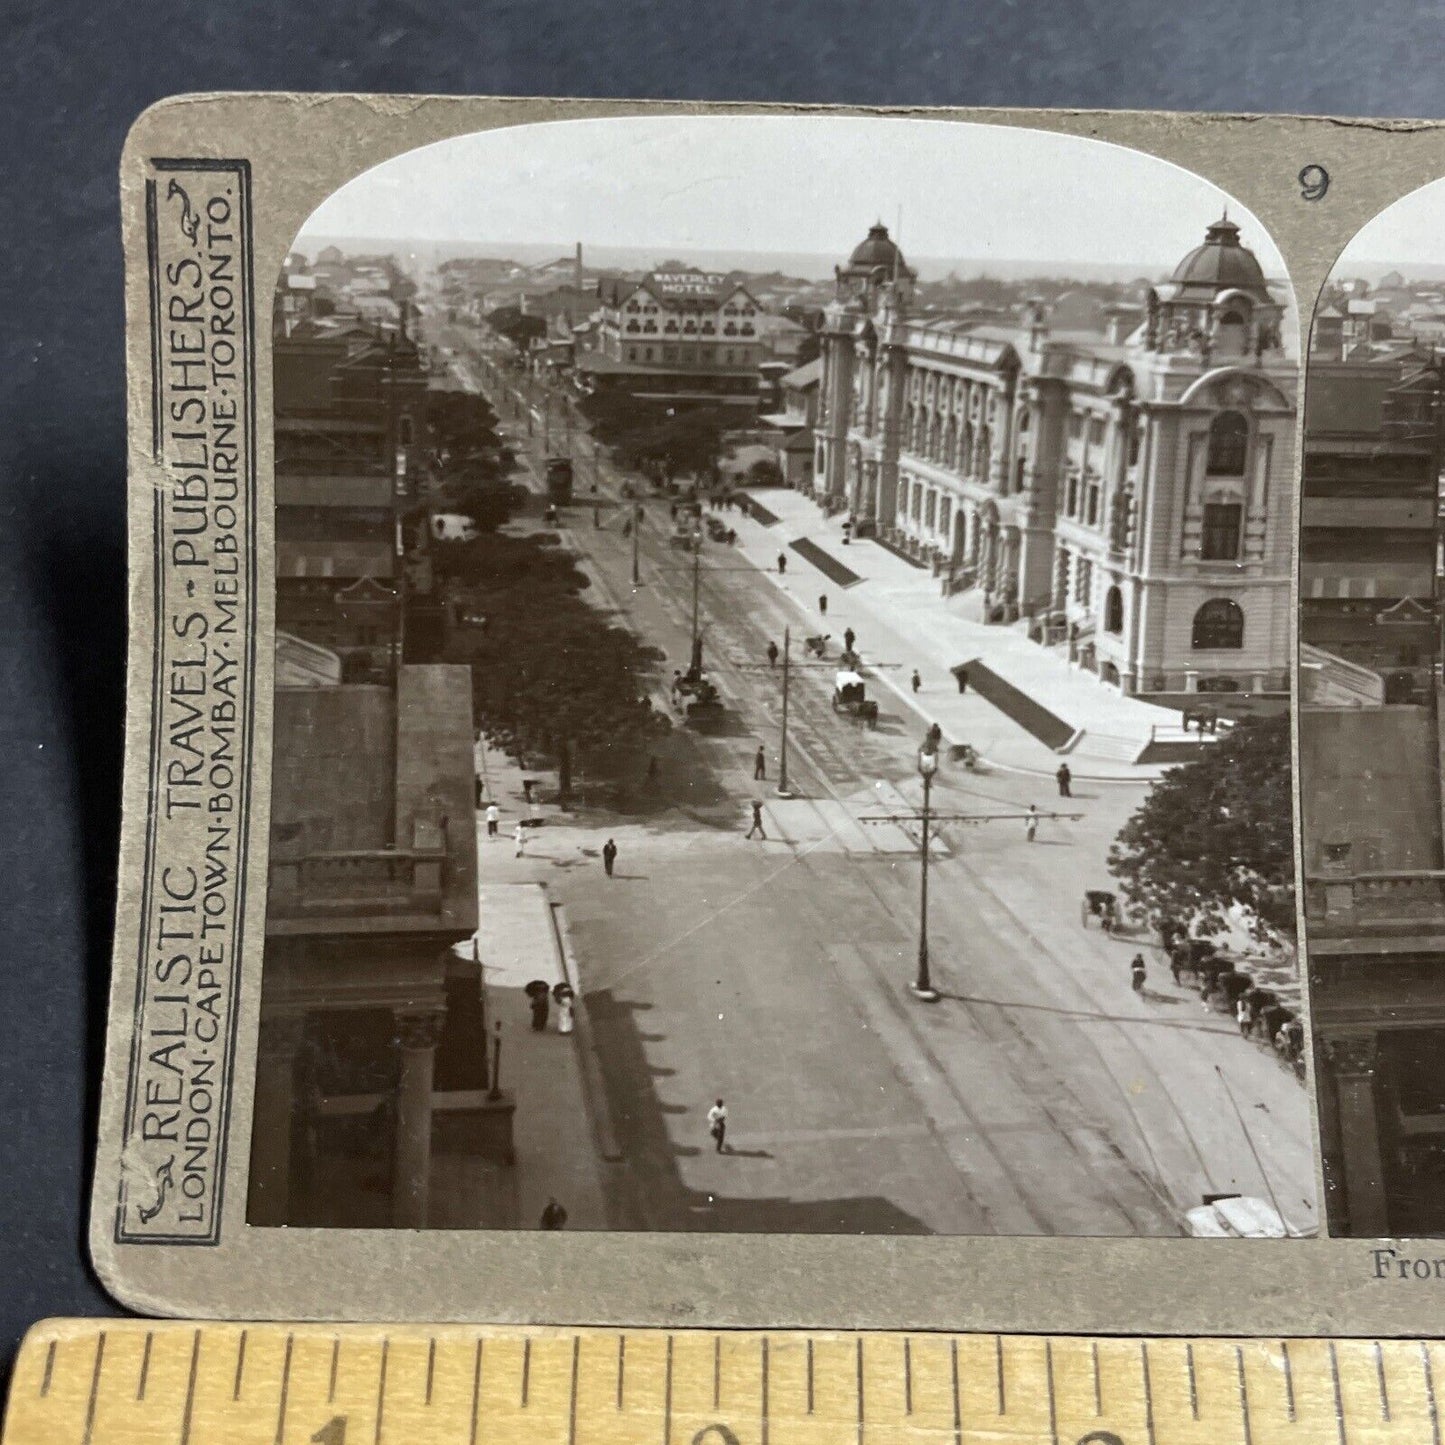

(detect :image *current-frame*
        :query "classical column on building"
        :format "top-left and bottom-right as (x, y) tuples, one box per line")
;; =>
(873, 338), (908, 531)
(981, 522), (1000, 601)
(987, 371), (1019, 494)
(1324, 1032), (1390, 1237)
(999, 525), (1021, 611)
(1052, 544), (1070, 612)
(1107, 389), (1136, 562)
(392, 1007), (446, 1229)
(249, 1012), (307, 1227)
(817, 311), (857, 501)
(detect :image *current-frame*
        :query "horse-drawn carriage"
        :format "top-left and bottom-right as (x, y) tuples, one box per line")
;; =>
(1081, 890), (1118, 932)
(831, 670), (879, 728)
(670, 670), (724, 724)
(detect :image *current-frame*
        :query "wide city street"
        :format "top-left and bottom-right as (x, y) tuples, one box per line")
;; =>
(435, 319), (1318, 1239)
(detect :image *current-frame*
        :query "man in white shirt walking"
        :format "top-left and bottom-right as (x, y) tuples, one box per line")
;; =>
(485, 803), (500, 839)
(707, 1098), (728, 1154)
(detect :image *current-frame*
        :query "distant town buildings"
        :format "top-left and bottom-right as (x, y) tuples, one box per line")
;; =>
(813, 219), (1297, 701)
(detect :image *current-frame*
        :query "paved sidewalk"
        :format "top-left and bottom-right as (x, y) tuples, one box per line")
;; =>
(458, 739), (622, 1229)
(727, 488), (1185, 780)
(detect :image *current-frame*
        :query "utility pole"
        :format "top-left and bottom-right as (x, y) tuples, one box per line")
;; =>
(777, 626), (793, 798)
(914, 749), (939, 1001)
(689, 533), (703, 677)
(631, 502), (642, 586)
(861, 772), (1084, 1004)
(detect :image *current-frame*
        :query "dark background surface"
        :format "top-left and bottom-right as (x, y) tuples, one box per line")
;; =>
(1, 0), (1442, 1375)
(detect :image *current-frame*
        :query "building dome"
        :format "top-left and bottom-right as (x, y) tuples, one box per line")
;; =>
(1170, 216), (1269, 296)
(847, 222), (907, 274)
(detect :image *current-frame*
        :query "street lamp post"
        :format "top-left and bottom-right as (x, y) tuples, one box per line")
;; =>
(487, 1021), (503, 1101)
(860, 785), (1084, 1002)
(912, 748), (941, 1002)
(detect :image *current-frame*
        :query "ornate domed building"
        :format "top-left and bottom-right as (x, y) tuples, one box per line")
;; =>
(812, 217), (1296, 701)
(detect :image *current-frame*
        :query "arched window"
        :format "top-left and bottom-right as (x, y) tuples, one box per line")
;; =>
(1192, 598), (1244, 650)
(1215, 307), (1249, 355)
(1206, 410), (1248, 475)
(1104, 585), (1124, 634)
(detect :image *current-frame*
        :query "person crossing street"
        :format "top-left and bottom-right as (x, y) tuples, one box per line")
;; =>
(602, 838), (618, 877)
(746, 800), (767, 840)
(707, 1098), (729, 1153)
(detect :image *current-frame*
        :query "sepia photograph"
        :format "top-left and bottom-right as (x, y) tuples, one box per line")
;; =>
(1300, 178), (1445, 1240)
(246, 113), (1311, 1240)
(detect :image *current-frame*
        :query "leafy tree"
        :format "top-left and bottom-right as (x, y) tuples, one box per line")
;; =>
(610, 407), (729, 479)
(439, 532), (669, 801)
(435, 476), (527, 533)
(1107, 713), (1293, 943)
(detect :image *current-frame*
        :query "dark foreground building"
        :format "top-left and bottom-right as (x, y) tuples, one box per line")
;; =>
(249, 664), (485, 1229)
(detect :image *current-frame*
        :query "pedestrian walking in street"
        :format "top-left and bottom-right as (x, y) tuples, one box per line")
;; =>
(707, 1098), (729, 1153)
(746, 800), (767, 840)
(1025, 804), (1039, 843)
(530, 991), (550, 1032)
(602, 838), (618, 877)
(766, 639), (779, 668)
(1236, 996), (1252, 1037)
(1056, 763), (1072, 798)
(956, 666), (969, 694)
(843, 627), (855, 654)
(1130, 954), (1147, 994)
(514, 821), (527, 856)
(777, 553), (787, 575)
(911, 669), (922, 694)
(753, 745), (766, 781)
(486, 802), (500, 838)
(539, 1197), (568, 1229)
(819, 594), (828, 615)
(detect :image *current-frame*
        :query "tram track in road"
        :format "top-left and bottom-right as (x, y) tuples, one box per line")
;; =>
(559, 499), (1182, 1232)
(438, 331), (1287, 1230)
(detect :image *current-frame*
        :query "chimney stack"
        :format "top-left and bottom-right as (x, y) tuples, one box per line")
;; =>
(574, 241), (583, 293)
(1027, 297), (1048, 352)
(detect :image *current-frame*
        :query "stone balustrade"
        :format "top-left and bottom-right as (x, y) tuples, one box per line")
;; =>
(269, 846), (448, 918)
(1305, 871), (1445, 927)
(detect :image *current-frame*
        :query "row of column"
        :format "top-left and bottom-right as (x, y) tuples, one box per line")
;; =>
(250, 1006), (444, 1229)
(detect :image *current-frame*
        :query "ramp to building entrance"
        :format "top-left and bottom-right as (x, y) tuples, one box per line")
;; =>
(960, 658), (1075, 751)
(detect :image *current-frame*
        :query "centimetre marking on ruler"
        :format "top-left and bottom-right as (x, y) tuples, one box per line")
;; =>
(11, 1324), (1442, 1445)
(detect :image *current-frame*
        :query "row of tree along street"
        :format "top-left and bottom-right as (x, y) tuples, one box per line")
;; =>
(416, 381), (670, 805)
(450, 321), (1298, 1009)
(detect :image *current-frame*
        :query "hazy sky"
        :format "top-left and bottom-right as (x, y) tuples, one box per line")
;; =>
(301, 114), (1285, 275)
(1334, 175), (1445, 271)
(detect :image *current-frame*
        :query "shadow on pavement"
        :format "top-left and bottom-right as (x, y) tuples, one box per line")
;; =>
(582, 989), (932, 1235)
